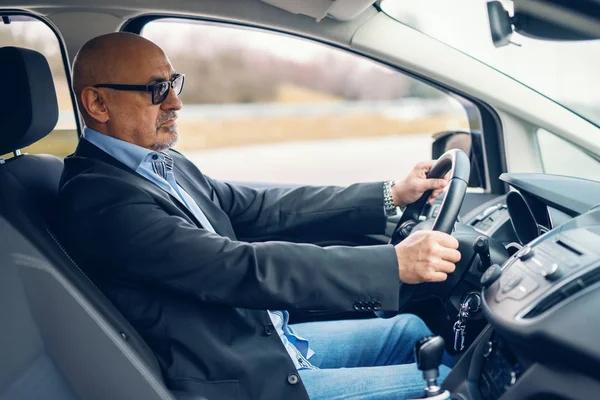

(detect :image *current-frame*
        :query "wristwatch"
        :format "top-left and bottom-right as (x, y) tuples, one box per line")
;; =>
(383, 180), (397, 216)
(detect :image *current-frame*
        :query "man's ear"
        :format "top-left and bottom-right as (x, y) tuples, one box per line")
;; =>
(80, 87), (110, 124)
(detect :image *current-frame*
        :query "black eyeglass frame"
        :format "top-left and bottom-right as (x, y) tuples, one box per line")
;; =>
(94, 73), (185, 105)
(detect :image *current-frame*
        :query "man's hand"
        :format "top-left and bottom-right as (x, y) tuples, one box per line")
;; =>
(392, 161), (448, 207)
(394, 230), (461, 284)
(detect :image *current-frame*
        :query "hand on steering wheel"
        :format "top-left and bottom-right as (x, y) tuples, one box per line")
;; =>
(376, 149), (470, 318)
(394, 230), (461, 284)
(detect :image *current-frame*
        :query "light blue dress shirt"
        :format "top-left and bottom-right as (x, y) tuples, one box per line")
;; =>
(82, 127), (315, 370)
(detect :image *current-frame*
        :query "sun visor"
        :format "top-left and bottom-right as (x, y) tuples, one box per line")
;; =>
(261, 0), (376, 21)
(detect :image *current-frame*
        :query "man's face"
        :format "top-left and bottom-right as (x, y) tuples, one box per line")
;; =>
(102, 47), (183, 151)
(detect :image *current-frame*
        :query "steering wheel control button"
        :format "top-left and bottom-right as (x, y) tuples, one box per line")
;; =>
(287, 373), (300, 385)
(501, 274), (523, 293)
(398, 220), (417, 241)
(481, 264), (502, 288)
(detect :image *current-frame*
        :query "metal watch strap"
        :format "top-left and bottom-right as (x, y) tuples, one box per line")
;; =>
(383, 180), (397, 216)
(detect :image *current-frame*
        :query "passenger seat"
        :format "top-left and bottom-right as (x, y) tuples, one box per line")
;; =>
(0, 46), (204, 400)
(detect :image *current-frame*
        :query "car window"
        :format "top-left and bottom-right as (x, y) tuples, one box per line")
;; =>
(537, 129), (600, 181)
(381, 0), (600, 128)
(141, 20), (471, 186)
(0, 15), (78, 159)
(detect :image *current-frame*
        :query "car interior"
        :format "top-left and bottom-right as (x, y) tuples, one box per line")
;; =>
(1, 0), (600, 399)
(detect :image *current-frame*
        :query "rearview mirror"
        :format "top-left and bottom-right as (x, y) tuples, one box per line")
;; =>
(486, 0), (600, 48)
(431, 130), (485, 189)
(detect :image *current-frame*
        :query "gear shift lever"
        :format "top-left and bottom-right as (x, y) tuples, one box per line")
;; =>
(415, 335), (450, 398)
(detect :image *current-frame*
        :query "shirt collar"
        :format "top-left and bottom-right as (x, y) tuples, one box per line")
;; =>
(82, 127), (161, 171)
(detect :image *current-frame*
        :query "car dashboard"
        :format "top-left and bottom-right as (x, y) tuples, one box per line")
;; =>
(445, 173), (600, 400)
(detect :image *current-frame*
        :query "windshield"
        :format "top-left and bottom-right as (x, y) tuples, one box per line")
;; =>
(381, 0), (600, 127)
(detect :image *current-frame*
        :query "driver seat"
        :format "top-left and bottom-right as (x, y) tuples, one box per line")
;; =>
(0, 46), (203, 399)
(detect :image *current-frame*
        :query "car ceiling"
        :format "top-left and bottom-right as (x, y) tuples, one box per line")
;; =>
(0, 0), (381, 64)
(260, 0), (377, 21)
(0, 0), (377, 22)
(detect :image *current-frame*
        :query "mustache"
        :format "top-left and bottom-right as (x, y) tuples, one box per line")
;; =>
(157, 112), (178, 126)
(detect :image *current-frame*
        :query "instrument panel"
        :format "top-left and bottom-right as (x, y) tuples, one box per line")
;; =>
(506, 191), (540, 244)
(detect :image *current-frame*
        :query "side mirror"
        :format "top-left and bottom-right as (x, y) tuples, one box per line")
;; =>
(431, 130), (485, 189)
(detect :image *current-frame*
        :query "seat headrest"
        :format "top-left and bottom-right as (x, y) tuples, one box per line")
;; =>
(0, 47), (59, 155)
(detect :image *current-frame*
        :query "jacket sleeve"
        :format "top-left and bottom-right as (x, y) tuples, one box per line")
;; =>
(59, 175), (400, 312)
(204, 175), (388, 239)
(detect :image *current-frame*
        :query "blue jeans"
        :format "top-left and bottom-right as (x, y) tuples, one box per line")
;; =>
(292, 314), (452, 400)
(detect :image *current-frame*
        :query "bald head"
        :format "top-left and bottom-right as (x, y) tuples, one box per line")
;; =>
(75, 34), (156, 94)
(73, 32), (182, 151)
(73, 33), (164, 116)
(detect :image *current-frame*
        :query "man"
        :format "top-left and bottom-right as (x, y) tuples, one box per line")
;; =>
(57, 32), (461, 400)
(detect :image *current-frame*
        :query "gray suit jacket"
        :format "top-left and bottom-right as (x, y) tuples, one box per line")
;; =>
(57, 139), (400, 400)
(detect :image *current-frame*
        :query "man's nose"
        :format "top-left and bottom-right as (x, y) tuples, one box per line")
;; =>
(161, 87), (183, 111)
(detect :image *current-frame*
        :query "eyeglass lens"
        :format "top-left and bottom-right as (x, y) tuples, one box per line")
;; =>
(153, 75), (184, 104)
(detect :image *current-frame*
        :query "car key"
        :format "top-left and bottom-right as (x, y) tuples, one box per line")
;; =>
(453, 297), (474, 352)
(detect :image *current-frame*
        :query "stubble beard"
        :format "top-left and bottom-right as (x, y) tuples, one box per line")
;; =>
(150, 127), (178, 152)
(151, 112), (179, 152)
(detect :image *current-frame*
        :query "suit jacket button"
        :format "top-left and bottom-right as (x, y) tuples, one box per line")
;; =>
(374, 301), (382, 310)
(287, 373), (300, 385)
(353, 303), (361, 311)
(264, 324), (275, 336)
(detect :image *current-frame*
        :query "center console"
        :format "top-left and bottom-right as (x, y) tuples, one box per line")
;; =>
(487, 226), (600, 322)
(477, 333), (520, 399)
(441, 209), (600, 400)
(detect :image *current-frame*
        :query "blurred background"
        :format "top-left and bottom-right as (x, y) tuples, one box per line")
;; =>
(3, 0), (600, 185)
(1, 16), (471, 185)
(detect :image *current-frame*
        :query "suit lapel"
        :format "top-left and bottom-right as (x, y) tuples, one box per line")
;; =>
(170, 157), (225, 235)
(74, 140), (206, 229)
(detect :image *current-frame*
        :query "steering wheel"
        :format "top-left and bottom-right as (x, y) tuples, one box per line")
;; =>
(375, 149), (470, 318)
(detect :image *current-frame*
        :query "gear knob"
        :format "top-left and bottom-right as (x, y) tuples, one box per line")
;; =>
(415, 335), (445, 397)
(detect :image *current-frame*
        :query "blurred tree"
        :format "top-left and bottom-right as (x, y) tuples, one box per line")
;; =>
(150, 21), (436, 105)
(1, 18), (448, 106)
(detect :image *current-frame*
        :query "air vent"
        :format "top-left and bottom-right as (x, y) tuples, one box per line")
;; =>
(524, 267), (600, 318)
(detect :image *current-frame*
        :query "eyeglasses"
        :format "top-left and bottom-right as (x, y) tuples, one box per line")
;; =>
(94, 74), (185, 105)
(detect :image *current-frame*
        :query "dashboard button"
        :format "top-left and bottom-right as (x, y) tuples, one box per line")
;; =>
(507, 276), (539, 301)
(519, 247), (534, 261)
(501, 274), (523, 293)
(542, 263), (562, 281)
